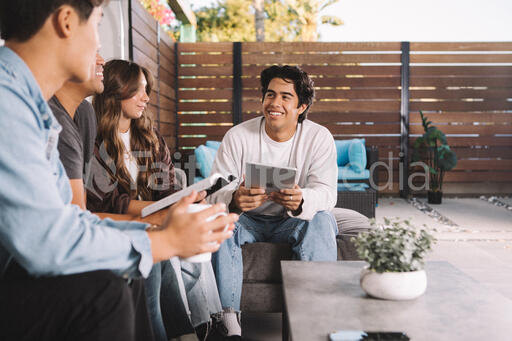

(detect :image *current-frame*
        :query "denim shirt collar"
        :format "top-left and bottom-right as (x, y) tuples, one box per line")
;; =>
(0, 46), (56, 129)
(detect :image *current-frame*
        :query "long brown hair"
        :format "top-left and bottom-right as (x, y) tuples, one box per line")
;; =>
(93, 59), (160, 200)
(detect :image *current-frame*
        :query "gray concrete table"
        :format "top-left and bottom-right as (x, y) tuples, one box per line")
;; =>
(281, 261), (512, 341)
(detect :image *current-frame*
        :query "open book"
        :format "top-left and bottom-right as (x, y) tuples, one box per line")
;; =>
(141, 173), (236, 217)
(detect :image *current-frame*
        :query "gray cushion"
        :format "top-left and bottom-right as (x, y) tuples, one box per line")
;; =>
(241, 236), (360, 285)
(240, 282), (283, 312)
(242, 243), (293, 283)
(337, 233), (361, 260)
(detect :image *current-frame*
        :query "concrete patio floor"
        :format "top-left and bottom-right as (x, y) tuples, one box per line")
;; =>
(243, 196), (512, 340)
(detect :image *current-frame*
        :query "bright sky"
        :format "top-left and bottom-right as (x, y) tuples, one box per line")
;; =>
(319, 0), (512, 42)
(191, 0), (512, 42)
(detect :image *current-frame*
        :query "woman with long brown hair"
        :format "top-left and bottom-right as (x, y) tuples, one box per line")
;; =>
(89, 59), (174, 213)
(87, 60), (225, 341)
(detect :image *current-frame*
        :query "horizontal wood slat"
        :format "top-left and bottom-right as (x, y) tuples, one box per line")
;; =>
(443, 172), (512, 182)
(159, 122), (176, 136)
(410, 42), (512, 51)
(409, 100), (512, 111)
(409, 124), (512, 135)
(324, 124), (400, 134)
(179, 89), (232, 100)
(242, 101), (401, 112)
(241, 112), (399, 123)
(335, 136), (400, 146)
(178, 42), (233, 52)
(452, 146), (512, 159)
(410, 89), (512, 100)
(179, 53), (233, 65)
(179, 66), (232, 76)
(178, 113), (233, 124)
(179, 102), (232, 112)
(409, 112), (512, 124)
(410, 66), (512, 77)
(409, 136), (512, 147)
(159, 95), (174, 111)
(410, 54), (512, 63)
(133, 47), (158, 79)
(410, 77), (512, 87)
(243, 77), (402, 89)
(242, 89), (401, 100)
(242, 42), (401, 52)
(159, 108), (176, 124)
(243, 65), (401, 77)
(454, 159), (512, 171)
(179, 125), (232, 135)
(308, 112), (401, 123)
(242, 53), (400, 64)
(160, 55), (175, 76)
(160, 68), (174, 86)
(160, 47), (175, 67)
(179, 78), (232, 89)
(178, 137), (226, 148)
(159, 81), (175, 101)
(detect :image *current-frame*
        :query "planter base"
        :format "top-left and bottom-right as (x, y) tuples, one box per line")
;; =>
(360, 267), (427, 300)
(428, 191), (443, 204)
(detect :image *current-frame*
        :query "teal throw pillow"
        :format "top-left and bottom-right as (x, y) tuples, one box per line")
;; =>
(194, 145), (217, 178)
(348, 139), (367, 172)
(205, 140), (221, 150)
(334, 140), (351, 166)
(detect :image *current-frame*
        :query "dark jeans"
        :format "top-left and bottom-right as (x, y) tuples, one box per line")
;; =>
(145, 260), (195, 340)
(0, 262), (154, 341)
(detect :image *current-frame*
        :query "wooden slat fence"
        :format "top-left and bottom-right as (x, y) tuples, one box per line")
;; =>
(409, 42), (512, 192)
(176, 42), (234, 149)
(130, 0), (177, 152)
(170, 42), (512, 195)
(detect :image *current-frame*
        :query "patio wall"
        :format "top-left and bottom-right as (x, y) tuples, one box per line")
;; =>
(408, 43), (512, 194)
(129, 0), (177, 152)
(173, 42), (512, 195)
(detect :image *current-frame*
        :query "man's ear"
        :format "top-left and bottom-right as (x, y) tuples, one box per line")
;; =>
(53, 5), (79, 39)
(298, 103), (308, 115)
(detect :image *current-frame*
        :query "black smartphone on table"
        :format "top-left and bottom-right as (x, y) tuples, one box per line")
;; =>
(329, 330), (410, 341)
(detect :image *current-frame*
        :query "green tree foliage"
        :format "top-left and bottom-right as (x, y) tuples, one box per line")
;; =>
(195, 0), (342, 42)
(195, 0), (254, 42)
(287, 0), (343, 41)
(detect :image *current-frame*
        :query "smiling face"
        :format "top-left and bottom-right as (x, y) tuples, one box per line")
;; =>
(120, 71), (150, 121)
(80, 53), (105, 96)
(262, 77), (307, 142)
(67, 6), (103, 84)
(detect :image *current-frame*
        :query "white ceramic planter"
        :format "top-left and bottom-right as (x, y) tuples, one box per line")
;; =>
(360, 266), (427, 300)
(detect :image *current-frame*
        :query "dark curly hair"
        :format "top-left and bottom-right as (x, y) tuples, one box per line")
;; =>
(260, 65), (315, 123)
(0, 0), (104, 42)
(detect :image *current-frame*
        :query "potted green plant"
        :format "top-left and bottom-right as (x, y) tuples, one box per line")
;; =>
(412, 111), (457, 204)
(352, 218), (436, 300)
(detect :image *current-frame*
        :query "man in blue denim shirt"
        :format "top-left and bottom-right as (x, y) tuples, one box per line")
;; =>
(0, 1), (236, 340)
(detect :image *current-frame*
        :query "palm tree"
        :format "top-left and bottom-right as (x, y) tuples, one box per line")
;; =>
(286, 0), (343, 41)
(254, 0), (265, 41)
